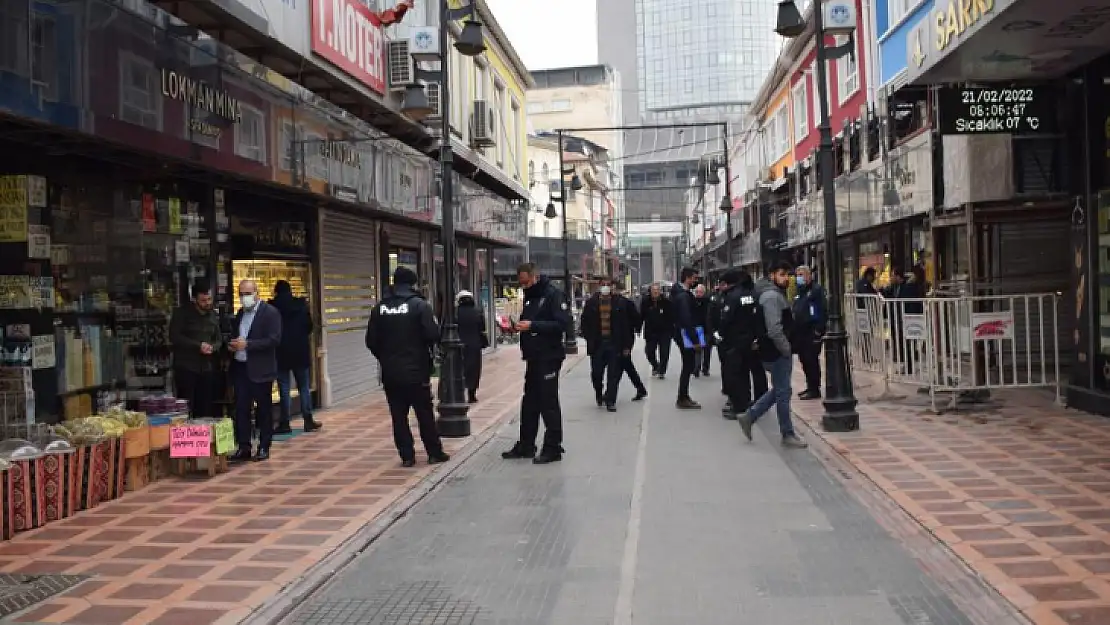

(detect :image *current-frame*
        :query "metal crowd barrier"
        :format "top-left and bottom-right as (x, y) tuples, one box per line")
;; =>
(843, 292), (1062, 413)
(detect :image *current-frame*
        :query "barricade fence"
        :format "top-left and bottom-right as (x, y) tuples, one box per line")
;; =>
(843, 292), (1061, 412)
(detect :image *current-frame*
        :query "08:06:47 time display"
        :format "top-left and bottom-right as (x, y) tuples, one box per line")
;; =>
(963, 103), (1030, 118)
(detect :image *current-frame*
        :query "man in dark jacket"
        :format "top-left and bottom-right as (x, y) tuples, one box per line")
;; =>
(692, 283), (712, 377)
(229, 280), (283, 462)
(365, 267), (449, 468)
(705, 281), (727, 380)
(671, 267), (701, 409)
(270, 280), (321, 434)
(502, 263), (571, 464)
(614, 282), (648, 403)
(170, 279), (222, 419)
(455, 289), (488, 403)
(717, 270), (767, 419)
(581, 276), (641, 411)
(792, 265), (827, 400)
(640, 283), (673, 378)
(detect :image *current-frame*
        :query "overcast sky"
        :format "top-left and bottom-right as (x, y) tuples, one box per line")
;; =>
(484, 0), (598, 70)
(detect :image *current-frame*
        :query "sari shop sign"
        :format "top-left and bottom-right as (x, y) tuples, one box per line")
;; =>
(311, 0), (386, 95)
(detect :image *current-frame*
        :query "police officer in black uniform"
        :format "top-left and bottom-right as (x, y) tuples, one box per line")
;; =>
(502, 263), (572, 465)
(365, 266), (450, 468)
(717, 269), (769, 420)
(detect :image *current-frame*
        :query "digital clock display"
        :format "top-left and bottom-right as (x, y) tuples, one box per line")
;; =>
(938, 86), (1057, 135)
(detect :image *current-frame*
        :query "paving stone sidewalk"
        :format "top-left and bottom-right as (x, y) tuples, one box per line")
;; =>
(0, 348), (557, 625)
(792, 368), (1110, 625)
(282, 352), (1015, 625)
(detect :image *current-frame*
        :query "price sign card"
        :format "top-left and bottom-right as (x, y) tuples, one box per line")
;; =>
(170, 424), (212, 458)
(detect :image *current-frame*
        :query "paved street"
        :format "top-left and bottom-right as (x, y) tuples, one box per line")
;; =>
(284, 351), (1018, 625)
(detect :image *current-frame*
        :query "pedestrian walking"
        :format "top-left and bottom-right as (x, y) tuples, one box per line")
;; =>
(671, 267), (702, 409)
(502, 263), (571, 464)
(455, 290), (489, 403)
(581, 275), (638, 411)
(228, 280), (283, 463)
(738, 261), (808, 448)
(692, 284), (712, 377)
(792, 265), (827, 401)
(614, 281), (648, 403)
(270, 280), (322, 434)
(365, 267), (449, 468)
(170, 279), (222, 420)
(706, 281), (727, 383)
(716, 270), (767, 420)
(641, 283), (673, 378)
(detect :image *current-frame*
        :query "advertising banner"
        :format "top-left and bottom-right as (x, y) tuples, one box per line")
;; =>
(310, 0), (387, 94)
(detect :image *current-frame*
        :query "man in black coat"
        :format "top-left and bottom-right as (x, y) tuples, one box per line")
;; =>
(614, 282), (648, 403)
(716, 270), (768, 419)
(502, 263), (571, 464)
(581, 275), (640, 412)
(792, 265), (827, 400)
(640, 283), (673, 378)
(671, 267), (702, 409)
(455, 289), (488, 403)
(270, 280), (321, 434)
(229, 279), (283, 463)
(365, 267), (449, 468)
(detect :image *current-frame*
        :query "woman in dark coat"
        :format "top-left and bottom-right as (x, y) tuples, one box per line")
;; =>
(270, 280), (321, 433)
(455, 290), (488, 403)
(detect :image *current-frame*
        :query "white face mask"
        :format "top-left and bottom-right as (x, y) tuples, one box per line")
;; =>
(599, 286), (611, 296)
(240, 294), (257, 309)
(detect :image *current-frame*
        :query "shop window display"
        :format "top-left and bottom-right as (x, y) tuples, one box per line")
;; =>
(1097, 190), (1110, 385)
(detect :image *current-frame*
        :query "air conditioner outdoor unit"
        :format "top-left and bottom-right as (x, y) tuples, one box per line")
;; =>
(470, 100), (496, 148)
(423, 82), (443, 120)
(387, 40), (413, 92)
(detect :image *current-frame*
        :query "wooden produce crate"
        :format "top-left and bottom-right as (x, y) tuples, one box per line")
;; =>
(125, 456), (150, 492)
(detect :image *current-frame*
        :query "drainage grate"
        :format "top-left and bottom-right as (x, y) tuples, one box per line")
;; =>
(293, 581), (482, 625)
(0, 573), (88, 619)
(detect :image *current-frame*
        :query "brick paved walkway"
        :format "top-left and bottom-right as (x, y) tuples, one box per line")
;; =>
(793, 369), (1110, 625)
(0, 348), (564, 625)
(281, 352), (1011, 625)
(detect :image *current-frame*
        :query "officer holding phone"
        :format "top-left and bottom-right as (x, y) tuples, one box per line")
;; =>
(502, 262), (571, 465)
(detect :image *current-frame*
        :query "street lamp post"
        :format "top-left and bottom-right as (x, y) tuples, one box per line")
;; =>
(775, 0), (860, 432)
(722, 130), (733, 269)
(555, 129), (580, 354)
(400, 0), (487, 437)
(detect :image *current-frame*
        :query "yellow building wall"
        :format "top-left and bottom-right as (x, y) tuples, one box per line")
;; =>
(764, 85), (794, 181)
(483, 47), (528, 183)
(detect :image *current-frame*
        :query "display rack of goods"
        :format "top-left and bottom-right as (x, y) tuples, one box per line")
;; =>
(36, 431), (77, 523)
(141, 395), (188, 483)
(0, 458), (11, 540)
(52, 415), (125, 508)
(0, 440), (45, 532)
(170, 418), (231, 477)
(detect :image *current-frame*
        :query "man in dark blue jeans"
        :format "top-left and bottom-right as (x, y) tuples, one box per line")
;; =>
(738, 261), (808, 449)
(270, 280), (322, 434)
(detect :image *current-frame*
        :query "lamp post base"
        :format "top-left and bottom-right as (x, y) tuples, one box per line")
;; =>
(821, 411), (860, 432)
(820, 329), (860, 432)
(435, 324), (472, 438)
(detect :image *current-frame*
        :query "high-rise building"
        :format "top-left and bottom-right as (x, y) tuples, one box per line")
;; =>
(598, 0), (779, 282)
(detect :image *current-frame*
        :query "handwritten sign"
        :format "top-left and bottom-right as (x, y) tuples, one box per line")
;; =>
(213, 419), (234, 455)
(170, 424), (212, 458)
(31, 335), (55, 370)
(0, 176), (28, 242)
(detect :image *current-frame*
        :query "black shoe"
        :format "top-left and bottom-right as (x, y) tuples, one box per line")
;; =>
(701, 371), (711, 377)
(229, 449), (252, 463)
(303, 418), (322, 433)
(429, 452), (450, 464)
(401, 458), (417, 468)
(467, 392), (478, 403)
(595, 390), (604, 407)
(533, 448), (564, 464)
(632, 389), (648, 401)
(692, 372), (700, 378)
(676, 397), (702, 410)
(274, 424), (293, 435)
(502, 443), (536, 460)
(606, 404), (617, 412)
(798, 390), (822, 400)
(253, 448), (270, 462)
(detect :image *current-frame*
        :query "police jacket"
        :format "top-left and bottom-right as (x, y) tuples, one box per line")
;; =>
(705, 291), (725, 345)
(581, 293), (636, 354)
(640, 294), (673, 338)
(364, 285), (439, 385)
(718, 285), (762, 354)
(519, 276), (571, 364)
(669, 282), (699, 342)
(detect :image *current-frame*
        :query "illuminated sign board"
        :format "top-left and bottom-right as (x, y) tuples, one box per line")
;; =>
(937, 86), (1057, 135)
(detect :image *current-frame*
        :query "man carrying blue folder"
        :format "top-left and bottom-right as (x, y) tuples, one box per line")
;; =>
(670, 267), (702, 409)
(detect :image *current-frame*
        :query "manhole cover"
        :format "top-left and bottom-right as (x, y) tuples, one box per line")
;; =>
(293, 582), (482, 625)
(0, 573), (88, 619)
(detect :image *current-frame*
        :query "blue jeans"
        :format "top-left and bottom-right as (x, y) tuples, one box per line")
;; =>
(747, 355), (796, 437)
(277, 366), (313, 425)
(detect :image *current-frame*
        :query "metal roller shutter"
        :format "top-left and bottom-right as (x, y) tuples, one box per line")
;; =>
(321, 210), (380, 404)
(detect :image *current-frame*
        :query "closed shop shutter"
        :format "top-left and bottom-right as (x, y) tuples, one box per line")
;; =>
(995, 218), (1072, 365)
(321, 210), (380, 404)
(383, 223), (422, 249)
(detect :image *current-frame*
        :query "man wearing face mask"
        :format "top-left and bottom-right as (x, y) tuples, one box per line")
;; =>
(791, 265), (827, 401)
(228, 280), (283, 462)
(170, 279), (222, 419)
(581, 276), (640, 411)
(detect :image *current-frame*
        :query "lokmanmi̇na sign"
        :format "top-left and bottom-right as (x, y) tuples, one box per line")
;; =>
(161, 69), (243, 139)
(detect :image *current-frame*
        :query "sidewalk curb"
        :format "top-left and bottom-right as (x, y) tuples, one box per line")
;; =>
(792, 407), (1034, 625)
(241, 353), (586, 625)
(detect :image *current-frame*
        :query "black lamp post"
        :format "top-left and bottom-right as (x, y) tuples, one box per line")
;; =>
(401, 0), (487, 437)
(555, 129), (583, 354)
(775, 0), (860, 432)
